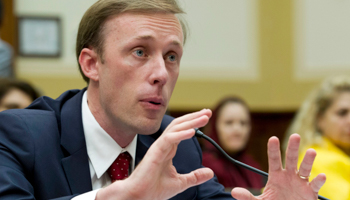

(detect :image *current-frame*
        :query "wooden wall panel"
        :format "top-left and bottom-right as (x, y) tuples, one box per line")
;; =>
(0, 0), (16, 75)
(0, 0), (16, 49)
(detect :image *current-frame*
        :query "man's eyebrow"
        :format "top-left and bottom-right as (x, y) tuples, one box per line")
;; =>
(135, 35), (182, 47)
(135, 35), (154, 41)
(170, 40), (182, 47)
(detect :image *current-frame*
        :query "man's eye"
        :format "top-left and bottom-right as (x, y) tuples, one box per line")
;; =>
(135, 50), (144, 57)
(168, 54), (176, 62)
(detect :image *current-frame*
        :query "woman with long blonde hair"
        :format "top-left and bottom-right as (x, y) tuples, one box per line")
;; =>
(284, 75), (350, 200)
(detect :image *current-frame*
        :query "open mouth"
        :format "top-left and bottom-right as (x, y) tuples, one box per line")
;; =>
(149, 101), (161, 105)
(141, 97), (164, 107)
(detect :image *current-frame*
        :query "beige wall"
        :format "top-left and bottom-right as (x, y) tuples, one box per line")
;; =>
(171, 0), (313, 112)
(14, 0), (350, 111)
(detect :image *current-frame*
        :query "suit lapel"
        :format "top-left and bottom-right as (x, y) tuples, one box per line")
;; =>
(135, 115), (174, 166)
(56, 90), (175, 194)
(60, 89), (92, 194)
(135, 116), (198, 200)
(136, 133), (159, 166)
(135, 136), (149, 166)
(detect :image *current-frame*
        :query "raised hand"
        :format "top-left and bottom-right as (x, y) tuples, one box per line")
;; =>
(97, 109), (214, 200)
(231, 134), (327, 200)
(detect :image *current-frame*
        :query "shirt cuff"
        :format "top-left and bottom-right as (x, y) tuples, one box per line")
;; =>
(71, 189), (100, 200)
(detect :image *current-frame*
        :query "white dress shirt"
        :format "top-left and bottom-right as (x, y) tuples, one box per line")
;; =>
(73, 91), (138, 199)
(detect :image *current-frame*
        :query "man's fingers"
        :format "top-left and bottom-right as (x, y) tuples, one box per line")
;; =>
(169, 115), (210, 134)
(155, 114), (211, 156)
(161, 115), (211, 144)
(267, 136), (282, 173)
(285, 134), (300, 172)
(144, 110), (212, 168)
(298, 149), (316, 178)
(167, 109), (212, 131)
(152, 129), (195, 162)
(180, 168), (214, 189)
(310, 173), (326, 193)
(231, 187), (255, 200)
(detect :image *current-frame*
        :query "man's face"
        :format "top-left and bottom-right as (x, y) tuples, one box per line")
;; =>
(94, 12), (183, 135)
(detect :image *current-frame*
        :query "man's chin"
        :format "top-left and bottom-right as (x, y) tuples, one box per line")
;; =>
(135, 118), (163, 135)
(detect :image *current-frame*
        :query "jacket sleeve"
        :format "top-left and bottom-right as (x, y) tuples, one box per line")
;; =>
(0, 112), (77, 200)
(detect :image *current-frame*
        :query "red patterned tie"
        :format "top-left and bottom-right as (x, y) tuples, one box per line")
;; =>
(107, 152), (131, 182)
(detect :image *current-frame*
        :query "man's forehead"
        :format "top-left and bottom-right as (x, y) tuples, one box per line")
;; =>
(106, 12), (184, 43)
(134, 35), (183, 47)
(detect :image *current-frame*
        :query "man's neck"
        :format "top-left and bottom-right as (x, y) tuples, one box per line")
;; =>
(86, 88), (136, 148)
(89, 106), (136, 148)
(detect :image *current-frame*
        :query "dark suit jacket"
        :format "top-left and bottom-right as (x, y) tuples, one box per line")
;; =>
(0, 89), (233, 200)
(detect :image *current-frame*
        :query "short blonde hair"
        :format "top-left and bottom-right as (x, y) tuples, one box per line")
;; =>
(76, 0), (187, 83)
(284, 75), (350, 150)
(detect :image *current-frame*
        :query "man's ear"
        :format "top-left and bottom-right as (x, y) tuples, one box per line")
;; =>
(79, 48), (100, 82)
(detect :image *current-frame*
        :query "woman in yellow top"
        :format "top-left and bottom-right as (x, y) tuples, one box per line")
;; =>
(284, 75), (350, 200)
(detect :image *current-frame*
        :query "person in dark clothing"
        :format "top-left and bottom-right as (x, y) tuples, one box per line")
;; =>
(202, 96), (264, 192)
(0, 78), (40, 111)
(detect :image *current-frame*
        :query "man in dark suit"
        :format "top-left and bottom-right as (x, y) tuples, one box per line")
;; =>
(0, 0), (326, 199)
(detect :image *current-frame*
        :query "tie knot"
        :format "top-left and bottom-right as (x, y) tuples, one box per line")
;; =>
(107, 152), (131, 182)
(119, 152), (131, 160)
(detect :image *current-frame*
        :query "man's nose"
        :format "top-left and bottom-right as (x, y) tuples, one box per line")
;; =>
(149, 55), (169, 86)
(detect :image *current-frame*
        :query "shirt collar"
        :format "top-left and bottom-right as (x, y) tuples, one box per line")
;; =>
(81, 91), (137, 179)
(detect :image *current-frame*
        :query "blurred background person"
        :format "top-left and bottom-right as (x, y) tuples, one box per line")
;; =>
(201, 96), (264, 193)
(0, 0), (13, 78)
(284, 75), (350, 200)
(0, 78), (40, 111)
